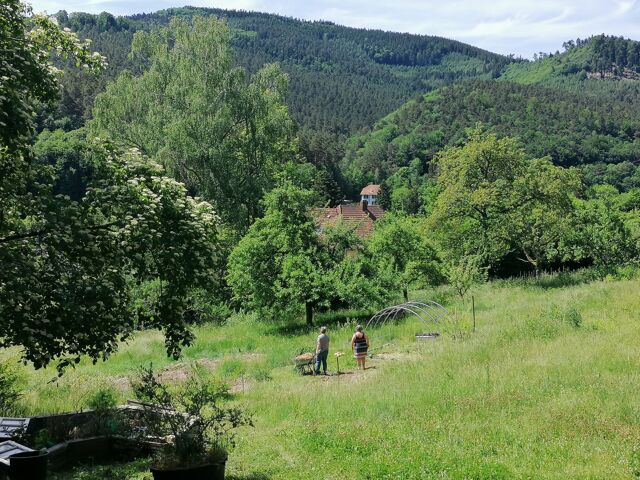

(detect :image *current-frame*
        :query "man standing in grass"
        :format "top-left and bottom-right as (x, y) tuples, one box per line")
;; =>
(315, 326), (330, 375)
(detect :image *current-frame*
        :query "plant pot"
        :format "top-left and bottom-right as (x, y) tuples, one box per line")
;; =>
(150, 462), (225, 480)
(6, 450), (48, 480)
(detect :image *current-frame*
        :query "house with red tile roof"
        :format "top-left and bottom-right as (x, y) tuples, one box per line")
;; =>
(312, 200), (385, 239)
(360, 184), (381, 205)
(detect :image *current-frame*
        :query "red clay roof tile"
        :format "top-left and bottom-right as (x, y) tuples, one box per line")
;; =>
(360, 184), (381, 196)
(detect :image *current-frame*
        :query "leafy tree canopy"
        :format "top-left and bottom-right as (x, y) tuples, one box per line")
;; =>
(509, 157), (581, 274)
(227, 183), (329, 325)
(1, 0), (105, 215)
(227, 182), (391, 324)
(0, 4), (221, 371)
(91, 15), (298, 232)
(430, 129), (528, 267)
(366, 214), (443, 302)
(2, 135), (222, 371)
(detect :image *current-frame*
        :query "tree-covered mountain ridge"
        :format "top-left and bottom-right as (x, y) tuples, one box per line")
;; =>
(341, 79), (640, 192)
(500, 34), (640, 102)
(51, 5), (513, 133)
(48, 10), (640, 200)
(339, 34), (640, 191)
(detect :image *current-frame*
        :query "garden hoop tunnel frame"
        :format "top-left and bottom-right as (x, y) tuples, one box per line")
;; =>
(366, 301), (449, 328)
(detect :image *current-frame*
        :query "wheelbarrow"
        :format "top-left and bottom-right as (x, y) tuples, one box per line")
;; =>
(294, 353), (315, 375)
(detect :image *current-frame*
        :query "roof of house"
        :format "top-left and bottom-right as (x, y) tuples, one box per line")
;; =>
(360, 184), (381, 196)
(312, 201), (385, 239)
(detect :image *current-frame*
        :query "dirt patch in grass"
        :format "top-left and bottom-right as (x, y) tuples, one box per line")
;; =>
(195, 358), (221, 370)
(157, 363), (191, 383)
(109, 375), (132, 394)
(371, 352), (419, 361)
(157, 358), (221, 383)
(106, 358), (221, 392)
(299, 349), (418, 383)
(229, 376), (253, 394)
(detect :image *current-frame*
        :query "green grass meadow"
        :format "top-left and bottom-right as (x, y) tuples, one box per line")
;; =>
(4, 272), (640, 479)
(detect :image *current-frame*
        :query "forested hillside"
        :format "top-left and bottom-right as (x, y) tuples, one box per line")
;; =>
(48, 6), (513, 134)
(48, 12), (640, 204)
(500, 35), (640, 105)
(341, 79), (640, 191)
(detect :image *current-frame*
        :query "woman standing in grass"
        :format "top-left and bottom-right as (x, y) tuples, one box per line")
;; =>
(351, 325), (369, 370)
(315, 326), (330, 375)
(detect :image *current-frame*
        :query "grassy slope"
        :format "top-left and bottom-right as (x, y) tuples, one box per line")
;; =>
(6, 273), (640, 479)
(498, 42), (640, 107)
(500, 45), (593, 84)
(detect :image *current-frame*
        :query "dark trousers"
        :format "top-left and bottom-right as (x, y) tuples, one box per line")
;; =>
(315, 349), (328, 373)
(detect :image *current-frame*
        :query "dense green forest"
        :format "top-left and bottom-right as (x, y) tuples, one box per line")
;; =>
(47, 6), (512, 134)
(46, 10), (640, 203)
(341, 34), (640, 189)
(503, 35), (640, 83)
(342, 79), (640, 190)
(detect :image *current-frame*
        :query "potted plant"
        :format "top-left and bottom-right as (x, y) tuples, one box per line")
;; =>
(131, 365), (252, 480)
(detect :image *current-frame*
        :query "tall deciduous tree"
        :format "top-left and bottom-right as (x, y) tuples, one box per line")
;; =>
(91, 16), (298, 231)
(2, 139), (222, 371)
(510, 158), (581, 275)
(367, 214), (442, 302)
(565, 186), (638, 272)
(227, 183), (330, 325)
(430, 128), (527, 269)
(227, 182), (389, 324)
(1, 0), (105, 228)
(0, 4), (221, 371)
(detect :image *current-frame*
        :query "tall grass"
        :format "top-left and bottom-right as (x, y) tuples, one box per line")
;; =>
(5, 271), (640, 479)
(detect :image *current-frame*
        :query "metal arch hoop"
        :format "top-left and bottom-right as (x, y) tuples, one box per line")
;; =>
(366, 301), (449, 328)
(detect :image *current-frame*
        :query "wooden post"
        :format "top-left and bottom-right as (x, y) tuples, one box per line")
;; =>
(334, 352), (343, 375)
(472, 295), (476, 333)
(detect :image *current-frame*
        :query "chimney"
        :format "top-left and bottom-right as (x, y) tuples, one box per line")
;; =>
(360, 199), (368, 211)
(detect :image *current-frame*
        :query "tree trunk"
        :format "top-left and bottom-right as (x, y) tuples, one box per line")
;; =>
(305, 302), (314, 326)
(522, 249), (539, 278)
(403, 288), (408, 303)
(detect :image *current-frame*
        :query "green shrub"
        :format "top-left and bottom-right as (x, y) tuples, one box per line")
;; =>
(131, 365), (252, 469)
(615, 264), (640, 280)
(0, 360), (23, 416)
(563, 307), (583, 328)
(87, 387), (118, 411)
(526, 304), (583, 339)
(250, 364), (272, 382)
(218, 359), (246, 380)
(86, 387), (122, 436)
